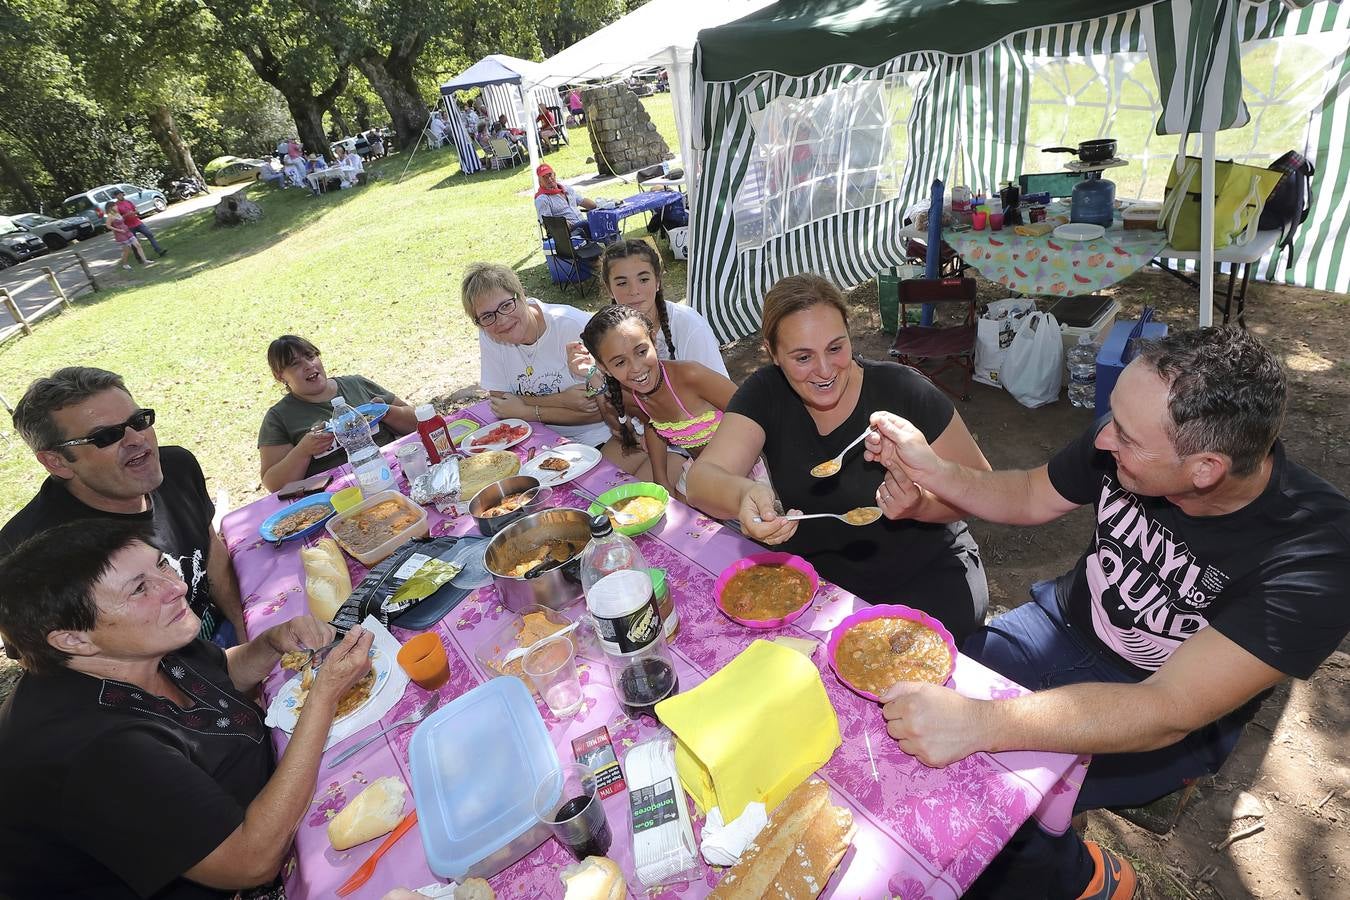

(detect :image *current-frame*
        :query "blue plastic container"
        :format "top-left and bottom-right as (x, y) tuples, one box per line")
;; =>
(1095, 319), (1169, 413)
(409, 677), (560, 880)
(1071, 175), (1115, 227)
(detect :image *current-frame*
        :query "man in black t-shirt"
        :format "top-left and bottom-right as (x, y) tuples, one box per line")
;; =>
(1, 367), (245, 645)
(863, 328), (1350, 900)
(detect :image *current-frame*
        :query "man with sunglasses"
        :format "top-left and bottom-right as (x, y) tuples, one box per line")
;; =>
(2, 367), (246, 647)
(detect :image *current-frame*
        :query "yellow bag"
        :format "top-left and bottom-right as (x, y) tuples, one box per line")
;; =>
(654, 639), (840, 820)
(1159, 156), (1284, 251)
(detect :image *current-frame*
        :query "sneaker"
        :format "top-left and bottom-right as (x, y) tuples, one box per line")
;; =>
(1076, 841), (1136, 900)
(121, 264), (132, 270)
(157, 249), (167, 258)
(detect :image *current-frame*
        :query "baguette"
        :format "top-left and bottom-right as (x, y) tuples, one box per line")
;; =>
(708, 780), (852, 900)
(453, 878), (495, 900)
(301, 537), (352, 622)
(326, 777), (406, 850)
(560, 855), (628, 900)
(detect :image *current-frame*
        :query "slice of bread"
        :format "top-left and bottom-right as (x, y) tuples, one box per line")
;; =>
(708, 780), (853, 900)
(453, 877), (495, 900)
(561, 855), (628, 900)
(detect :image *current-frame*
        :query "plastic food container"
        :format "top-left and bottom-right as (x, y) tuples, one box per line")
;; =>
(713, 552), (819, 629)
(325, 490), (429, 565)
(409, 677), (560, 881)
(826, 603), (957, 701)
(585, 481), (669, 537)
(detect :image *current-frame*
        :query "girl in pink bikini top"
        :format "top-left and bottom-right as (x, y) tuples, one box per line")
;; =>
(581, 304), (739, 499)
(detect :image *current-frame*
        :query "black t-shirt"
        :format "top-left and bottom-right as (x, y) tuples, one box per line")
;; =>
(1048, 424), (1350, 680)
(0, 446), (222, 640)
(0, 639), (273, 899)
(728, 358), (960, 602)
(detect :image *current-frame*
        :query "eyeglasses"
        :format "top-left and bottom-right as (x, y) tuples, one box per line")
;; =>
(51, 408), (156, 450)
(474, 296), (518, 327)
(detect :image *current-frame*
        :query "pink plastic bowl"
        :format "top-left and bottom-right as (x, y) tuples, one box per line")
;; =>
(826, 604), (958, 701)
(713, 552), (819, 629)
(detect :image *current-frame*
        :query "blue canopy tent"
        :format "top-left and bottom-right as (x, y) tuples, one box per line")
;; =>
(440, 55), (546, 183)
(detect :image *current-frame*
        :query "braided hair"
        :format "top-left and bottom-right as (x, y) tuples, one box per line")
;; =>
(600, 239), (676, 359)
(581, 303), (655, 453)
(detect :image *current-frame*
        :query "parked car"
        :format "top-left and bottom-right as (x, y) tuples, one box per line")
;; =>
(0, 217), (50, 269)
(8, 212), (92, 249)
(61, 183), (167, 232)
(210, 159), (267, 186)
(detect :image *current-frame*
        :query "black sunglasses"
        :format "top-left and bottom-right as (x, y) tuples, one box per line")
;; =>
(52, 408), (156, 450)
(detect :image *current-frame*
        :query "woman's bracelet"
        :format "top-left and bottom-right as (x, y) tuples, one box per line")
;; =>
(535, 403), (542, 421)
(584, 364), (604, 398)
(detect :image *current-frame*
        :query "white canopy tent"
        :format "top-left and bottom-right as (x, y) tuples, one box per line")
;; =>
(528, 0), (774, 197)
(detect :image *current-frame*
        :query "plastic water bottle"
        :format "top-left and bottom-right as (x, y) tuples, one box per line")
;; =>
(1067, 334), (1098, 409)
(330, 396), (396, 496)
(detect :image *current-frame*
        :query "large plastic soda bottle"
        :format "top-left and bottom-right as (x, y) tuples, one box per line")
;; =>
(1067, 334), (1098, 409)
(330, 396), (397, 496)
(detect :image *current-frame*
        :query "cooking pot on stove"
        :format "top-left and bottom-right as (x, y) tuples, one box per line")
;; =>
(1043, 138), (1117, 163)
(484, 508), (592, 612)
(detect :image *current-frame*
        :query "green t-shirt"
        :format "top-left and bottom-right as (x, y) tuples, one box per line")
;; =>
(257, 374), (397, 478)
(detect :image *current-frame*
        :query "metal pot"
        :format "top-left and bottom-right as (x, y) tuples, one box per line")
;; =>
(468, 475), (551, 536)
(484, 508), (592, 612)
(1043, 138), (1117, 163)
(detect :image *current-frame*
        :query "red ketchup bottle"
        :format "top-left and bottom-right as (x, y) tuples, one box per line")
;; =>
(416, 403), (453, 464)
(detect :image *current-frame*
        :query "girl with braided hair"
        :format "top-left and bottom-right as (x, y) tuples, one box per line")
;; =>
(577, 240), (728, 377)
(581, 304), (758, 501)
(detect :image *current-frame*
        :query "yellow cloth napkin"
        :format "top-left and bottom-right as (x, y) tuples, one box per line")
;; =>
(654, 639), (840, 820)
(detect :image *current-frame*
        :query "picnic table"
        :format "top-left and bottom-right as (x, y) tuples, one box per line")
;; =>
(306, 167), (346, 193)
(587, 190), (683, 242)
(221, 400), (1086, 900)
(944, 204), (1168, 297)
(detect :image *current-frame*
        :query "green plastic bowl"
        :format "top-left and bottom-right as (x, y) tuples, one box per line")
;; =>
(586, 482), (670, 537)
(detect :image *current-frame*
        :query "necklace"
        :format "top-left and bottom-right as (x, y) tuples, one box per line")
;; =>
(517, 307), (545, 377)
(634, 360), (667, 399)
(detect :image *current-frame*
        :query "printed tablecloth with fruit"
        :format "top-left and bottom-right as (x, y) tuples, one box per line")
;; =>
(946, 224), (1167, 296)
(222, 400), (1087, 900)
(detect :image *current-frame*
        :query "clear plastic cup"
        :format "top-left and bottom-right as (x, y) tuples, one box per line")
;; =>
(396, 442), (428, 481)
(533, 762), (612, 862)
(522, 635), (583, 718)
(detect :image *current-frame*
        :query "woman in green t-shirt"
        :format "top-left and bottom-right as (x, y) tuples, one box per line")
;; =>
(258, 335), (417, 492)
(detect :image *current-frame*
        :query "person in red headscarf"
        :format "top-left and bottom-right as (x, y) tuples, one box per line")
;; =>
(534, 163), (597, 239)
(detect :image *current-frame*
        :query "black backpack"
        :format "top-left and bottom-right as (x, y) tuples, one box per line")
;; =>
(1257, 150), (1315, 266)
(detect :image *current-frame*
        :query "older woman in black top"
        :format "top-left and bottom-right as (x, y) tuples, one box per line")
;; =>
(0, 520), (374, 900)
(687, 274), (991, 642)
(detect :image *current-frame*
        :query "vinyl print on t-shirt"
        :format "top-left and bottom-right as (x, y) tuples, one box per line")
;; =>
(514, 368), (566, 398)
(1084, 478), (1226, 671)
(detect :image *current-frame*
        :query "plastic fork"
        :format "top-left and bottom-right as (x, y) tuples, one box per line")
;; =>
(335, 808), (418, 897)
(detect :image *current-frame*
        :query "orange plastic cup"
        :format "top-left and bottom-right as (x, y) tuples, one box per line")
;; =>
(397, 633), (449, 691)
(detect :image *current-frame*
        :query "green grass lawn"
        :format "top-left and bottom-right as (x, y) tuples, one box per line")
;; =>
(0, 96), (688, 519)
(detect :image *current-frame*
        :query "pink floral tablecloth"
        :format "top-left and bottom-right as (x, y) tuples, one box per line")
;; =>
(221, 401), (1086, 900)
(946, 217), (1167, 297)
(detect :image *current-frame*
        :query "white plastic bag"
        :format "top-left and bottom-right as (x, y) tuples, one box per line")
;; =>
(1001, 311), (1064, 408)
(668, 226), (690, 260)
(973, 298), (1036, 388)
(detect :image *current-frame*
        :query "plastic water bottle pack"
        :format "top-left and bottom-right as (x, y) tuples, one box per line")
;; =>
(1067, 334), (1098, 409)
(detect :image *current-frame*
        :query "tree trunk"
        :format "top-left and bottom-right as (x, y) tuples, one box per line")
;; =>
(355, 51), (429, 152)
(146, 105), (204, 185)
(329, 104), (351, 138)
(284, 95), (333, 163)
(0, 144), (42, 211)
(353, 94), (372, 132)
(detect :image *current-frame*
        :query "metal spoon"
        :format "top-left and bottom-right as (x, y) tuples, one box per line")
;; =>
(594, 499), (638, 525)
(810, 427), (874, 478)
(753, 506), (883, 526)
(327, 694), (441, 769)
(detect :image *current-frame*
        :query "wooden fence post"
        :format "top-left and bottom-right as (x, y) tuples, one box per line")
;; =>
(42, 266), (72, 309)
(1, 289), (32, 335)
(72, 250), (99, 291)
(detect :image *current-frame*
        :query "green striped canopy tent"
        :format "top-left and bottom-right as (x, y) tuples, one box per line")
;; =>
(687, 0), (1349, 340)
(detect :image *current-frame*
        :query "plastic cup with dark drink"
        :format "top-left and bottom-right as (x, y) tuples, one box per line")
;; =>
(533, 763), (613, 861)
(617, 656), (679, 722)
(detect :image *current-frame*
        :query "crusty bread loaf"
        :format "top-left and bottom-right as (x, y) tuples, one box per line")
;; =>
(708, 780), (853, 900)
(326, 777), (406, 850)
(301, 537), (352, 621)
(560, 855), (628, 900)
(453, 877), (496, 899)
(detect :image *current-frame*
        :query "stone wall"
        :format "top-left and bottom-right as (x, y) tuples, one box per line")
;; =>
(578, 85), (671, 176)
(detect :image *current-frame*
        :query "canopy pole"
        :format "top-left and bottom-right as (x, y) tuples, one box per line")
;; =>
(1198, 131), (1216, 327)
(519, 84), (541, 192)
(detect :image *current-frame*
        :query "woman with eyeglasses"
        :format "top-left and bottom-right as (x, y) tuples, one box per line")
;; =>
(257, 335), (418, 493)
(462, 262), (654, 478)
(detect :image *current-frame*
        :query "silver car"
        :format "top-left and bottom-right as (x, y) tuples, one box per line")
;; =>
(9, 213), (93, 249)
(61, 182), (168, 233)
